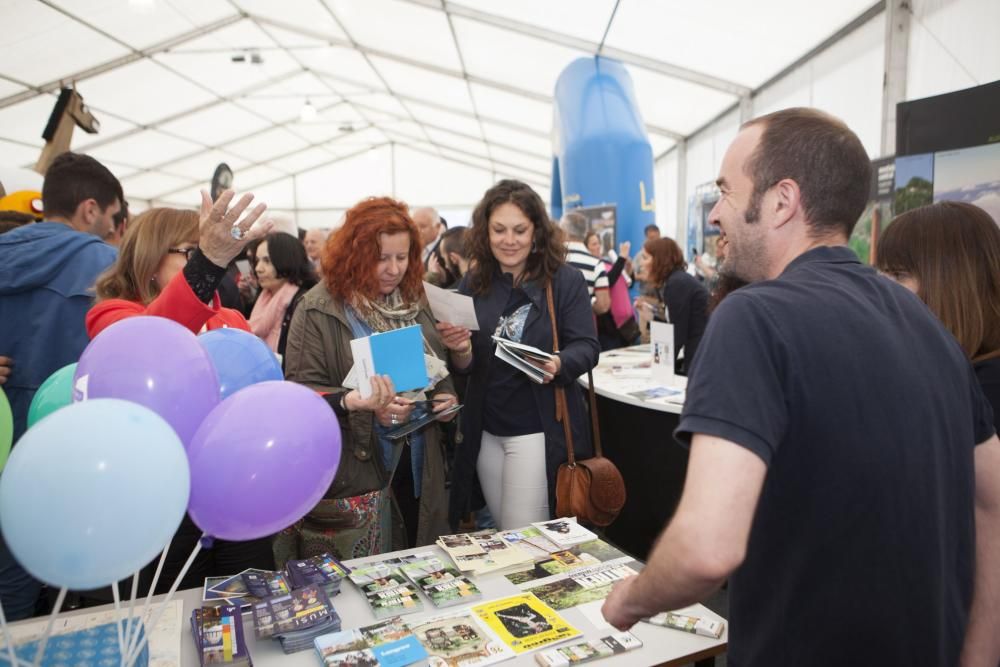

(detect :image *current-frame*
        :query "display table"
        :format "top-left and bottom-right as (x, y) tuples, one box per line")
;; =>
(581, 347), (692, 559)
(11, 543), (727, 666)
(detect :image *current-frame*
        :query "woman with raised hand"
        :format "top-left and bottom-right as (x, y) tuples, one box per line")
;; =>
(281, 197), (457, 562)
(436, 179), (599, 531)
(86, 190), (275, 592)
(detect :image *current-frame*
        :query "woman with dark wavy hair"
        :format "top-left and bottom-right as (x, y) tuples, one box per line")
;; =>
(248, 231), (317, 361)
(436, 179), (599, 530)
(280, 197), (458, 562)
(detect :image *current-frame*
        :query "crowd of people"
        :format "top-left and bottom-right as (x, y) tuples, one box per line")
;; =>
(0, 106), (998, 665)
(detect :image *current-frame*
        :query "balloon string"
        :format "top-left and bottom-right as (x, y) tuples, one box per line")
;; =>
(0, 599), (26, 667)
(124, 538), (171, 660)
(31, 587), (65, 667)
(111, 583), (125, 658)
(124, 537), (202, 667)
(123, 571), (139, 666)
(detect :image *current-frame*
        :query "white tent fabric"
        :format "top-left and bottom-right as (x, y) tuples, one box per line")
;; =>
(0, 0), (996, 233)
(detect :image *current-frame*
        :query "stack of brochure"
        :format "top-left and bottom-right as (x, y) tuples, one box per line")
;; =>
(191, 605), (252, 666)
(399, 556), (483, 608)
(203, 555), (349, 614)
(492, 335), (555, 383)
(436, 530), (534, 575)
(250, 584), (342, 654)
(531, 519), (599, 548)
(314, 617), (428, 667)
(349, 564), (425, 619)
(285, 553), (350, 599)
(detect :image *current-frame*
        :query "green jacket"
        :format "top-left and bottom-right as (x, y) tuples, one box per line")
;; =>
(283, 282), (453, 547)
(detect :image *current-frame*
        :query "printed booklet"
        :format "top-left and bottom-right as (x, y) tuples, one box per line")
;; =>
(408, 611), (515, 667)
(533, 632), (642, 666)
(315, 617), (428, 667)
(399, 558), (483, 608)
(530, 519), (598, 548)
(521, 562), (640, 611)
(471, 593), (580, 655)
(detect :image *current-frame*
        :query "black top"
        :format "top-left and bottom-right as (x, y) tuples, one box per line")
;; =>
(482, 277), (543, 436)
(659, 269), (708, 374)
(676, 246), (995, 667)
(974, 355), (1000, 432)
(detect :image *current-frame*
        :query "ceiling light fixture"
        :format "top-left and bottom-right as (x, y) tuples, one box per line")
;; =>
(300, 100), (318, 122)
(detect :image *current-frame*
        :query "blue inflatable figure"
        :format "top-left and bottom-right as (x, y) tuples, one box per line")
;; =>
(551, 56), (656, 262)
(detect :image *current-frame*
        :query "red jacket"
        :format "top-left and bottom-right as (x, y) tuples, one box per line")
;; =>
(86, 270), (250, 338)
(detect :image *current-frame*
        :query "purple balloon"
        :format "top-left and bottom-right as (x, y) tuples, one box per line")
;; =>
(187, 381), (341, 541)
(74, 317), (220, 448)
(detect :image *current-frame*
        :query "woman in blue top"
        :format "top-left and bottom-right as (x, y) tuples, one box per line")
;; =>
(437, 180), (600, 530)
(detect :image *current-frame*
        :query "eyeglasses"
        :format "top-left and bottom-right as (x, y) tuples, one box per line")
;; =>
(167, 247), (197, 261)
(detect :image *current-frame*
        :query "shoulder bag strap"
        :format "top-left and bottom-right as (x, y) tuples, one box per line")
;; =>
(547, 283), (576, 466)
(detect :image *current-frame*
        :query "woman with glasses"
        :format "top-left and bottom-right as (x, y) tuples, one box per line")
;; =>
(88, 191), (268, 336)
(85, 192), (276, 592)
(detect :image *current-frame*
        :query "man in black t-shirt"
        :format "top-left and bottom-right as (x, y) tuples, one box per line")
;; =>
(602, 108), (1000, 666)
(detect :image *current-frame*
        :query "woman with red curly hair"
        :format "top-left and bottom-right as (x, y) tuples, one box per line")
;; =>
(278, 197), (457, 563)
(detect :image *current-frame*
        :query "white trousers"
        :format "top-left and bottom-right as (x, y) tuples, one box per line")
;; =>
(477, 430), (549, 530)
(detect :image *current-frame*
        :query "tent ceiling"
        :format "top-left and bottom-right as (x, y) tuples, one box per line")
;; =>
(1, 0), (877, 218)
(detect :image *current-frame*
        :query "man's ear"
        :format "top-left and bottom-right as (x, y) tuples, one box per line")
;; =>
(771, 179), (801, 229)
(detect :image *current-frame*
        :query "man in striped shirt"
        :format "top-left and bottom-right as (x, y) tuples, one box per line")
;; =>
(560, 211), (610, 315)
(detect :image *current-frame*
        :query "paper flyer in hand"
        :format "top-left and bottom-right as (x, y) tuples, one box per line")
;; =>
(350, 324), (429, 398)
(472, 593), (580, 654)
(423, 281), (480, 330)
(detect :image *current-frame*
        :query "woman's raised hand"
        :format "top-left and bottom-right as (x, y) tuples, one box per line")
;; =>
(198, 189), (271, 268)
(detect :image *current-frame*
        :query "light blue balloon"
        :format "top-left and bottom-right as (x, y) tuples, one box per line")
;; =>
(0, 399), (190, 590)
(198, 328), (283, 399)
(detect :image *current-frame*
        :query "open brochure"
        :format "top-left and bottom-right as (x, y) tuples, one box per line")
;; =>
(519, 561), (640, 611)
(492, 335), (554, 384)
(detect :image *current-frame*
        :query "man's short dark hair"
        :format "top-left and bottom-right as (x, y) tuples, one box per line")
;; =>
(743, 108), (871, 238)
(42, 152), (123, 220)
(644, 224), (659, 235)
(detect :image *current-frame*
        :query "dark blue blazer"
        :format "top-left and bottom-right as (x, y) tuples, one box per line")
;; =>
(449, 264), (600, 528)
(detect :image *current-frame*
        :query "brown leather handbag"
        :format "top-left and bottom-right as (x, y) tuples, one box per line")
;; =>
(547, 285), (626, 527)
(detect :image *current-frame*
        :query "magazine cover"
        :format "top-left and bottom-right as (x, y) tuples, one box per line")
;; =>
(409, 611), (515, 667)
(472, 594), (580, 654)
(524, 563), (639, 611)
(315, 618), (428, 667)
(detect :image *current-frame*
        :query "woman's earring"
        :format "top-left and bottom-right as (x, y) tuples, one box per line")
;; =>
(531, 239), (538, 253)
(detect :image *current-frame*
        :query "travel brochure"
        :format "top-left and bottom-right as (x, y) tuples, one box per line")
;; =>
(533, 632), (643, 666)
(472, 594), (581, 655)
(492, 335), (554, 384)
(529, 519), (599, 548)
(519, 562), (641, 611)
(645, 606), (726, 639)
(202, 554), (349, 615)
(436, 530), (535, 575)
(250, 584), (343, 654)
(191, 604), (252, 667)
(315, 617), (427, 667)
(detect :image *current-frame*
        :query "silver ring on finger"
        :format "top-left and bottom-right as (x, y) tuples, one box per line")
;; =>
(230, 225), (246, 240)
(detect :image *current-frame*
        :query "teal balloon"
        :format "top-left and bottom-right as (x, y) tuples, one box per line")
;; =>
(0, 399), (190, 590)
(0, 387), (11, 472)
(27, 363), (76, 428)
